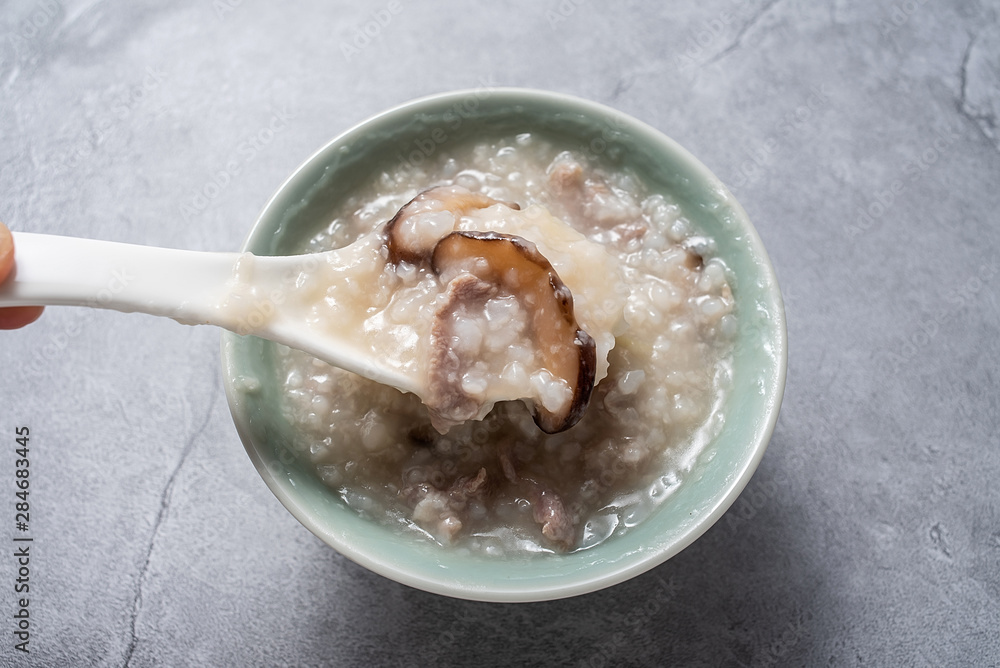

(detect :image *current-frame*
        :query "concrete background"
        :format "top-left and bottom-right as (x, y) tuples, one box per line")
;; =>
(1, 0), (998, 666)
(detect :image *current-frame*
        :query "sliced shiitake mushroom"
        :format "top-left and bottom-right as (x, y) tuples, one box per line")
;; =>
(381, 186), (597, 433)
(429, 230), (596, 434)
(383, 186), (519, 266)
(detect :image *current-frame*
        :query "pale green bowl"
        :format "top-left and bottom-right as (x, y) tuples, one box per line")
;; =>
(221, 88), (787, 602)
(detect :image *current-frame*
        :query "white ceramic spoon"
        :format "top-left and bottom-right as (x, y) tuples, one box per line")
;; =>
(0, 232), (422, 395)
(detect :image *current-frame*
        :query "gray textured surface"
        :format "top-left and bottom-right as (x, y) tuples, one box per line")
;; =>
(1, 0), (998, 666)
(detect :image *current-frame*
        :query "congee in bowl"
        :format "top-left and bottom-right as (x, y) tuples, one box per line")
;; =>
(222, 88), (786, 601)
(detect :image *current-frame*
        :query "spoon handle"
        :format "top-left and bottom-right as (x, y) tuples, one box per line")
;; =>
(0, 232), (243, 324)
(0, 232), (421, 394)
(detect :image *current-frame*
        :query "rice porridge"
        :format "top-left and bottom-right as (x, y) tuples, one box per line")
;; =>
(274, 133), (736, 554)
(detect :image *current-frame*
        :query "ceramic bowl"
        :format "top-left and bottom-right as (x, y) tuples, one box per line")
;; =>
(221, 88), (787, 602)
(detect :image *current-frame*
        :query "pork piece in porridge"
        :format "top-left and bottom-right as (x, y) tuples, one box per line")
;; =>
(276, 134), (735, 554)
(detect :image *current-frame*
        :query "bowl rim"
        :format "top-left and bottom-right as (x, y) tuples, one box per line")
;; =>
(221, 87), (788, 602)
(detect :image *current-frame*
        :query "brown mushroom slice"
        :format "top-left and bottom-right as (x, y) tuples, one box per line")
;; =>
(428, 230), (597, 434)
(384, 185), (519, 266)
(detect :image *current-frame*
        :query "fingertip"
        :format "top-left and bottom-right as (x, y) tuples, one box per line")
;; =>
(0, 223), (43, 329)
(0, 222), (13, 285)
(0, 305), (44, 330)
